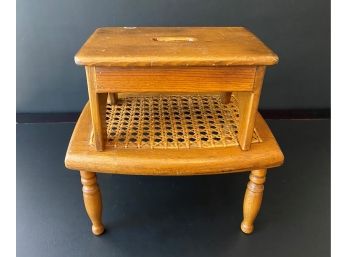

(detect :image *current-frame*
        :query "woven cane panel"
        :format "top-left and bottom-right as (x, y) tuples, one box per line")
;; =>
(105, 95), (260, 149)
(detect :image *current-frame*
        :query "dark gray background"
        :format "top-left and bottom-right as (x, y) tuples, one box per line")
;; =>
(17, 120), (330, 257)
(17, 0), (330, 113)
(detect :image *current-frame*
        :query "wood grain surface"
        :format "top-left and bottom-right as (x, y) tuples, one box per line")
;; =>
(75, 27), (279, 67)
(94, 66), (256, 92)
(65, 102), (284, 175)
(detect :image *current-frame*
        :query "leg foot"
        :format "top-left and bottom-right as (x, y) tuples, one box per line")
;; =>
(241, 169), (267, 234)
(80, 171), (104, 236)
(92, 224), (105, 236)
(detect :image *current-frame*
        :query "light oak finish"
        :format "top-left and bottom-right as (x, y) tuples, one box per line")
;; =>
(65, 103), (283, 175)
(66, 27), (283, 235)
(235, 66), (266, 150)
(95, 66), (256, 93)
(75, 27), (278, 66)
(85, 66), (108, 151)
(80, 171), (104, 235)
(241, 169), (267, 234)
(78, 27), (277, 151)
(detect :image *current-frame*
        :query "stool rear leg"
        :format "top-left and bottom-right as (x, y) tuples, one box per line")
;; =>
(108, 93), (118, 105)
(241, 169), (267, 234)
(80, 171), (104, 235)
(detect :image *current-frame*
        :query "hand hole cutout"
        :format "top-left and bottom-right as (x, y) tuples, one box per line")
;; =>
(153, 36), (197, 42)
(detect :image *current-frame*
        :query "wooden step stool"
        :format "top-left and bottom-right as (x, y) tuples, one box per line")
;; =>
(65, 27), (284, 235)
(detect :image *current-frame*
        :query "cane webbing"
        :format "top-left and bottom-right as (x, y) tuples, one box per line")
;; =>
(105, 95), (260, 149)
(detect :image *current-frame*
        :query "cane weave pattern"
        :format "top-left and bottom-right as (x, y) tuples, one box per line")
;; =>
(105, 95), (261, 149)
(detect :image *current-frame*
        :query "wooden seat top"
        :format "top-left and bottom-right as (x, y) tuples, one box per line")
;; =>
(65, 101), (284, 175)
(75, 27), (279, 67)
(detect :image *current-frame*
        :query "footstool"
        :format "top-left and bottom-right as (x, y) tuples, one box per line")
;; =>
(65, 27), (284, 235)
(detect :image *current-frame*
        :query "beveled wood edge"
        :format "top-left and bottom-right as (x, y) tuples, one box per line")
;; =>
(65, 102), (284, 176)
(75, 59), (279, 67)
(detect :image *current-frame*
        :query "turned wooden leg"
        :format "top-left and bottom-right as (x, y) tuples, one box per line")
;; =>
(80, 171), (104, 235)
(241, 169), (267, 234)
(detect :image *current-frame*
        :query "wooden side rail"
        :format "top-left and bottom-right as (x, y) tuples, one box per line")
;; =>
(85, 65), (266, 151)
(94, 66), (256, 93)
(235, 66), (266, 150)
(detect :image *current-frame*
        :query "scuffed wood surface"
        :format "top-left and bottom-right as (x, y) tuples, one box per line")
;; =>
(75, 27), (279, 67)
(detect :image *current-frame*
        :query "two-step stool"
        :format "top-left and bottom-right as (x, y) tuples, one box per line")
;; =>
(65, 27), (284, 235)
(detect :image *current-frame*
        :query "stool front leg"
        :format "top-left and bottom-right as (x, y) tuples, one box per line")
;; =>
(80, 171), (105, 235)
(241, 169), (267, 234)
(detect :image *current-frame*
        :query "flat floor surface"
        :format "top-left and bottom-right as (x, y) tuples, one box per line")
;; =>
(17, 120), (330, 257)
